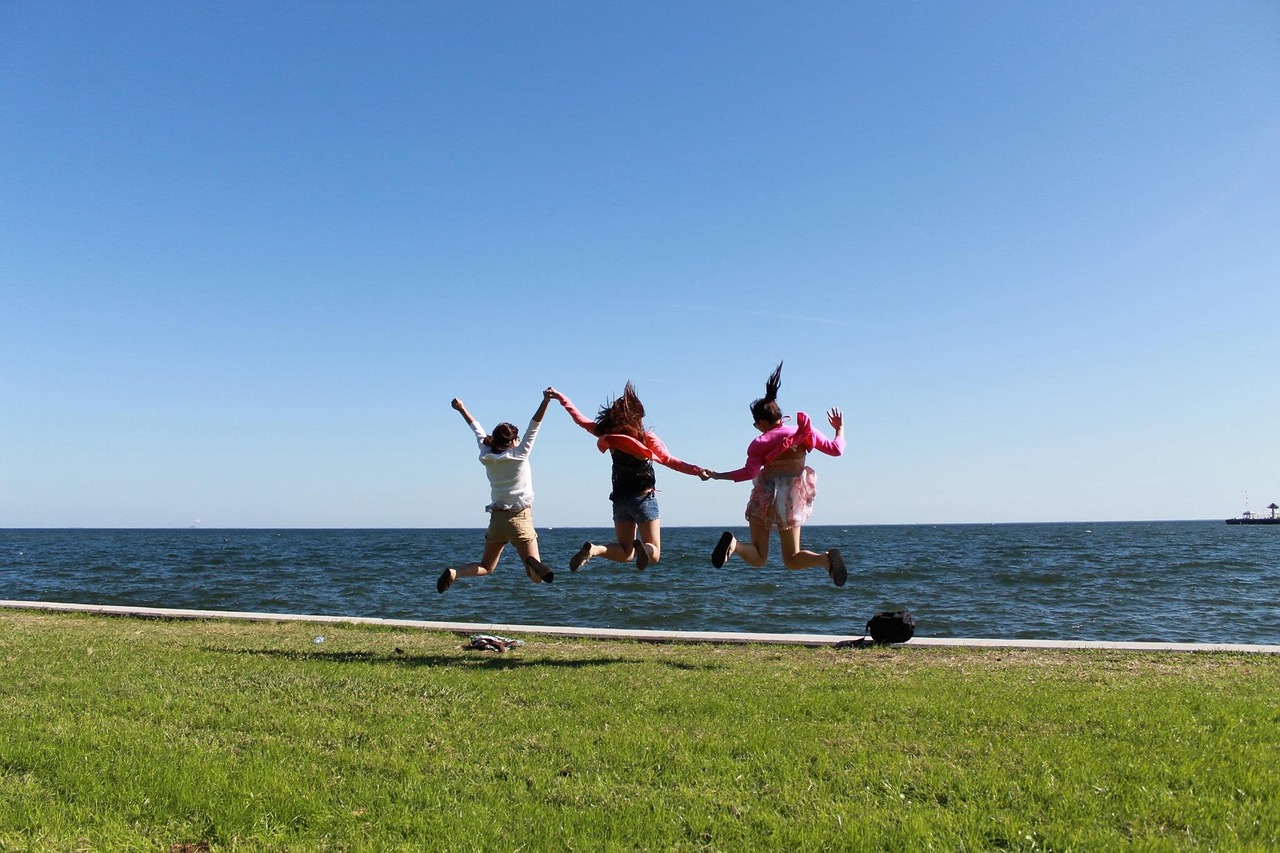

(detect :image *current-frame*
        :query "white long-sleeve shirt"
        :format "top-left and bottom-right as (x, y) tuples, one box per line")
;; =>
(472, 416), (542, 512)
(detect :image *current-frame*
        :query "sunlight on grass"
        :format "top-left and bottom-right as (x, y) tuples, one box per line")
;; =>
(1, 611), (1277, 849)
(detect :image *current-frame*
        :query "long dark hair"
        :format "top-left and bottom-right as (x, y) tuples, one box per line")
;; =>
(483, 422), (519, 453)
(749, 361), (783, 424)
(594, 382), (645, 440)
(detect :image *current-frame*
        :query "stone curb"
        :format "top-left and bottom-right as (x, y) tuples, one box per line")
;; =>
(3, 600), (1278, 654)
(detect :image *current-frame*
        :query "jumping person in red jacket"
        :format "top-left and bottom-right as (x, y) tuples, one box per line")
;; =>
(549, 384), (707, 572)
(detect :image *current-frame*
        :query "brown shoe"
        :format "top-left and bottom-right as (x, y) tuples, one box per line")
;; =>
(634, 539), (649, 571)
(436, 568), (454, 594)
(570, 542), (592, 572)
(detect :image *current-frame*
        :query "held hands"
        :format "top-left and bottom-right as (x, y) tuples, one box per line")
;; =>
(827, 407), (844, 431)
(545, 387), (562, 402)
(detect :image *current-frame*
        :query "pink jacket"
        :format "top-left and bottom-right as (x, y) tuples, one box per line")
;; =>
(722, 412), (844, 482)
(558, 396), (702, 477)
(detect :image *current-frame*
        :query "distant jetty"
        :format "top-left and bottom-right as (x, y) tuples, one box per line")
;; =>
(1226, 502), (1280, 525)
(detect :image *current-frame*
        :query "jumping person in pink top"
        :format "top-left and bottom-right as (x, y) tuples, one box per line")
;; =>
(704, 362), (848, 586)
(549, 384), (707, 572)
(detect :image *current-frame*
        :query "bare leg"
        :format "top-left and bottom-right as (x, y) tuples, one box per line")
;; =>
(636, 519), (661, 565)
(730, 519), (773, 568)
(777, 526), (828, 570)
(594, 521), (639, 564)
(452, 540), (506, 578)
(438, 539), (505, 593)
(778, 526), (846, 585)
(568, 521), (636, 571)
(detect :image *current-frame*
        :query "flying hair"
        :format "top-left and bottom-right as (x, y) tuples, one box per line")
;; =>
(594, 381), (646, 440)
(750, 361), (784, 424)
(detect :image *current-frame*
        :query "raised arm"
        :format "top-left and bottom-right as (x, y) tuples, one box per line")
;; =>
(453, 397), (488, 447)
(451, 398), (478, 428)
(812, 407), (845, 457)
(532, 387), (554, 423)
(547, 387), (597, 434)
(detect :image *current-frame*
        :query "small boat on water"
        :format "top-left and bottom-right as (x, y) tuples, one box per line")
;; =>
(1226, 502), (1280, 525)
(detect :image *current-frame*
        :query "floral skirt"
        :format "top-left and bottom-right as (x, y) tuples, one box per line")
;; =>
(744, 467), (817, 530)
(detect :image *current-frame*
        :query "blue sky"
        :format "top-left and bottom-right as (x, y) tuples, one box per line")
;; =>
(2, 1), (1277, 528)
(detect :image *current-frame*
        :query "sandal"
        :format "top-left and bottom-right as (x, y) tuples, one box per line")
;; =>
(711, 531), (735, 568)
(436, 568), (454, 594)
(634, 539), (649, 571)
(827, 549), (847, 587)
(525, 555), (554, 584)
(570, 542), (592, 572)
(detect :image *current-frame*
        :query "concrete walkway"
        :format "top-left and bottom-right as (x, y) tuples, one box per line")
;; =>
(4, 599), (1278, 654)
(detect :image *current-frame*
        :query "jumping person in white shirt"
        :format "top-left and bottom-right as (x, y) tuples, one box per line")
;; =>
(437, 388), (555, 594)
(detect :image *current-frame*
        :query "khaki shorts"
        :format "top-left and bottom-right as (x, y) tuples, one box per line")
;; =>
(485, 507), (537, 545)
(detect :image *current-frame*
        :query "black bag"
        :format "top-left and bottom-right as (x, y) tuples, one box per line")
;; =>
(867, 610), (916, 644)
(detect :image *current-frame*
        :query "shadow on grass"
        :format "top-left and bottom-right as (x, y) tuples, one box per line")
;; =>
(208, 647), (718, 671)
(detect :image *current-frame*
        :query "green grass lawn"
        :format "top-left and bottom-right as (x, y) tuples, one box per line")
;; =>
(1, 610), (1277, 851)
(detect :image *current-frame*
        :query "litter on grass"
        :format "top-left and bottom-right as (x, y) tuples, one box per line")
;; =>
(466, 634), (524, 653)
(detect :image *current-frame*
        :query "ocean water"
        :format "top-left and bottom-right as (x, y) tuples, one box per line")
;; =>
(2, 523), (1278, 643)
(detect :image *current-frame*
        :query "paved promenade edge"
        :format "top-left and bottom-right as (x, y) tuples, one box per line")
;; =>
(4, 600), (1278, 654)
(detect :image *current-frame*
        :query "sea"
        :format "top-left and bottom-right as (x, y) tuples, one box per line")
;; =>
(2, 522), (1278, 644)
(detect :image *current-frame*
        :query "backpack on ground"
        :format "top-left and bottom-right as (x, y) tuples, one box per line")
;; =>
(866, 610), (916, 644)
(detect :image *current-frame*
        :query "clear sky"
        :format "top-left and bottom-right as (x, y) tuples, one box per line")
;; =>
(2, 2), (1277, 529)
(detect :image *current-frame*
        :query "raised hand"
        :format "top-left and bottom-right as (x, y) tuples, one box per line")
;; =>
(827, 407), (843, 431)
(452, 398), (477, 425)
